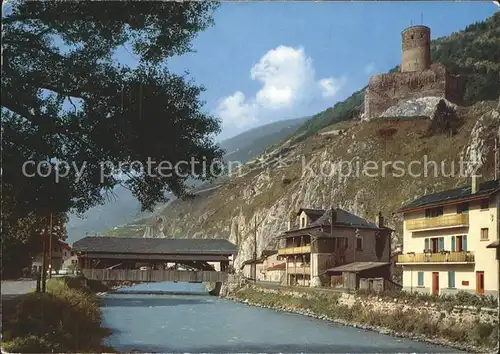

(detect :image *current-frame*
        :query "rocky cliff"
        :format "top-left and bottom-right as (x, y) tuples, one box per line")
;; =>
(109, 99), (500, 268)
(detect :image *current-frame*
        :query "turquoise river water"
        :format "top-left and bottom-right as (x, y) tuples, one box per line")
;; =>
(101, 282), (461, 353)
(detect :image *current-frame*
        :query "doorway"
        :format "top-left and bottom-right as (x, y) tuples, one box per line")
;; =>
(432, 272), (439, 295)
(476, 271), (485, 295)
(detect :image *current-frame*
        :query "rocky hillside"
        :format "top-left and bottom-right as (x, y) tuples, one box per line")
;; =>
(108, 99), (500, 268)
(107, 13), (500, 268)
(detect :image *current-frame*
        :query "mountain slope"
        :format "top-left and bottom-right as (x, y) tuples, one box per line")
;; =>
(67, 117), (308, 242)
(110, 100), (500, 269)
(220, 117), (309, 163)
(107, 13), (500, 268)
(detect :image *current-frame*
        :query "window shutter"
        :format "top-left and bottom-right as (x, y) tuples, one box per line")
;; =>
(448, 271), (455, 288)
(463, 235), (467, 251)
(424, 238), (429, 250)
(418, 272), (424, 286)
(451, 236), (456, 252)
(439, 237), (445, 251)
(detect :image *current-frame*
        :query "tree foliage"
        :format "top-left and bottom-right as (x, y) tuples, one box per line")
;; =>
(427, 100), (463, 136)
(2, 1), (222, 272)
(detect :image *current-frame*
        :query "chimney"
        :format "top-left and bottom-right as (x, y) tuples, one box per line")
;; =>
(331, 207), (337, 226)
(287, 220), (292, 231)
(376, 212), (384, 228)
(471, 175), (478, 194)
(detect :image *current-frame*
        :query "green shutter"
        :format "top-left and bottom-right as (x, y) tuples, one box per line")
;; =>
(417, 272), (424, 286)
(424, 238), (429, 250)
(439, 237), (445, 251)
(463, 235), (467, 251)
(451, 236), (456, 252)
(448, 271), (455, 288)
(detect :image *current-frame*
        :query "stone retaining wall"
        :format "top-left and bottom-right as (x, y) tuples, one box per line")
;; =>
(224, 284), (498, 353)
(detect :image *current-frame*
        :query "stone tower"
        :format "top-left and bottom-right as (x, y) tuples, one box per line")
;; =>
(401, 25), (431, 73)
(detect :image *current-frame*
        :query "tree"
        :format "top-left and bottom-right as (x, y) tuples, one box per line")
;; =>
(1, 1), (223, 271)
(427, 100), (463, 137)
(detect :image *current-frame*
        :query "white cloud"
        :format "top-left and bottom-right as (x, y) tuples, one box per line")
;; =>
(215, 91), (257, 129)
(318, 77), (346, 98)
(364, 62), (376, 75)
(216, 45), (346, 132)
(251, 46), (315, 110)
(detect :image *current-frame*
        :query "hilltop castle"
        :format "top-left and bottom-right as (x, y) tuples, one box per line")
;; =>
(364, 25), (464, 120)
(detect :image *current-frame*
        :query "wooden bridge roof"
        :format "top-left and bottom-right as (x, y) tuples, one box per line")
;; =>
(73, 236), (237, 256)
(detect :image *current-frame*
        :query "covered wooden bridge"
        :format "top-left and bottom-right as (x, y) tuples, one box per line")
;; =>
(72, 236), (237, 283)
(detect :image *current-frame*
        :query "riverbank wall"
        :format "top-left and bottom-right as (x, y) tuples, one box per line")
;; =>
(223, 284), (498, 353)
(1, 276), (115, 353)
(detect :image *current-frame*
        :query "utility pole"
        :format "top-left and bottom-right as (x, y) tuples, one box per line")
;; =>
(41, 227), (47, 293)
(253, 215), (257, 283)
(48, 213), (53, 279)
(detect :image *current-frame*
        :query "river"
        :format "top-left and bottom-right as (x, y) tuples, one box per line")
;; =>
(101, 282), (461, 353)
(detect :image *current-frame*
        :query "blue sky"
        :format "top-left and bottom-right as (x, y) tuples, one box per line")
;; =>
(121, 1), (496, 141)
(4, 2), (498, 141)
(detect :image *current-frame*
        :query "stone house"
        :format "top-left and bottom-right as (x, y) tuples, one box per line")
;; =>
(397, 177), (499, 297)
(276, 208), (393, 288)
(240, 249), (285, 283)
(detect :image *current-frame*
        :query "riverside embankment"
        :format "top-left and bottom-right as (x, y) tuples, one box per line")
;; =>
(1, 276), (114, 353)
(100, 281), (462, 353)
(223, 283), (498, 353)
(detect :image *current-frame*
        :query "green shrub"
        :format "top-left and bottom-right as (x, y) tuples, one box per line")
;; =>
(3, 278), (110, 353)
(3, 335), (54, 353)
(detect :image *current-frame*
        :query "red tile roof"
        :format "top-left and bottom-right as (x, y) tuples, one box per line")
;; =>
(266, 262), (286, 271)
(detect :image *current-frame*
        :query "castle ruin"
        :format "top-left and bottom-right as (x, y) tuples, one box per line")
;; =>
(364, 25), (464, 120)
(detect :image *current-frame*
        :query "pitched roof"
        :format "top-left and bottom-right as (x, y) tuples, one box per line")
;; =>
(327, 261), (389, 273)
(398, 179), (500, 212)
(266, 262), (286, 271)
(72, 236), (237, 255)
(310, 208), (379, 229)
(296, 208), (325, 219)
(78, 253), (229, 261)
(486, 240), (499, 249)
(57, 240), (71, 250)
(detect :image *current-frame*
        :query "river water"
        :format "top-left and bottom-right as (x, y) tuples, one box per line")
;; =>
(101, 282), (460, 353)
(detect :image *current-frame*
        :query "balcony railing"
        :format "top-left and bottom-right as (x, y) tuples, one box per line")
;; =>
(406, 213), (469, 231)
(286, 265), (311, 275)
(397, 251), (475, 264)
(278, 245), (311, 256)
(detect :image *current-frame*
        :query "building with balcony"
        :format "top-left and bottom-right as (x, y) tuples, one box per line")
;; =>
(276, 207), (393, 287)
(396, 177), (500, 297)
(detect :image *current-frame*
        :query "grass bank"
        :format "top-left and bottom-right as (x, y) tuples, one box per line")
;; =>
(2, 276), (115, 353)
(227, 285), (498, 353)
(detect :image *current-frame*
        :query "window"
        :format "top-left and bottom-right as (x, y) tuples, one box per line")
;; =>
(417, 272), (424, 286)
(481, 228), (489, 241)
(425, 207), (443, 218)
(300, 217), (305, 228)
(356, 238), (363, 250)
(480, 199), (489, 210)
(457, 203), (469, 214)
(448, 271), (456, 288)
(427, 237), (444, 253)
(452, 235), (467, 252)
